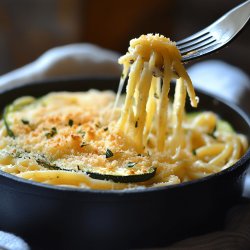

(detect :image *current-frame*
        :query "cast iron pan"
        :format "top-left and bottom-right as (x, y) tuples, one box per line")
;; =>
(0, 78), (249, 250)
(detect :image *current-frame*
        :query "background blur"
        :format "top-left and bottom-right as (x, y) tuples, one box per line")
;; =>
(0, 0), (249, 75)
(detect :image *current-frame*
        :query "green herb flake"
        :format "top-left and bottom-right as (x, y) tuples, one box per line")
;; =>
(127, 162), (137, 168)
(21, 119), (30, 125)
(45, 132), (50, 138)
(154, 93), (159, 99)
(135, 121), (138, 128)
(104, 127), (108, 131)
(68, 119), (74, 127)
(77, 129), (86, 137)
(51, 127), (57, 134)
(45, 127), (57, 139)
(95, 122), (101, 128)
(80, 142), (89, 147)
(192, 149), (196, 156)
(105, 148), (114, 158)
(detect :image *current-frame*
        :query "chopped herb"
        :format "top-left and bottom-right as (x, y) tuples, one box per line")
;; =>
(51, 127), (57, 135)
(127, 162), (137, 168)
(105, 148), (114, 158)
(192, 149), (196, 156)
(52, 127), (57, 133)
(45, 133), (50, 138)
(80, 141), (89, 147)
(15, 151), (22, 158)
(77, 165), (80, 171)
(135, 121), (138, 128)
(68, 119), (74, 127)
(154, 93), (159, 99)
(129, 59), (134, 64)
(137, 154), (142, 156)
(95, 122), (101, 128)
(45, 127), (57, 138)
(77, 129), (86, 137)
(104, 127), (108, 131)
(121, 73), (124, 78)
(21, 119), (30, 125)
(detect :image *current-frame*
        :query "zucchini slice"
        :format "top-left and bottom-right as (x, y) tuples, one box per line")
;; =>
(186, 111), (234, 133)
(3, 96), (36, 137)
(86, 167), (156, 183)
(8, 148), (156, 183)
(3, 105), (15, 138)
(217, 120), (234, 133)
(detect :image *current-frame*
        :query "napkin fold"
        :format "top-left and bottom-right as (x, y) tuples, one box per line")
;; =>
(0, 43), (249, 250)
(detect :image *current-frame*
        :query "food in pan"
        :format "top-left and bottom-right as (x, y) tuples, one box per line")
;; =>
(0, 34), (248, 189)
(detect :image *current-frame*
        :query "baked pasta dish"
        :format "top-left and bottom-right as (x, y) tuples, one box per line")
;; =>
(0, 34), (248, 190)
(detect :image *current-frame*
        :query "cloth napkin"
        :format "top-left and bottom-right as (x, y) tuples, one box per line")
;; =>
(0, 43), (249, 250)
(0, 43), (122, 92)
(0, 231), (29, 250)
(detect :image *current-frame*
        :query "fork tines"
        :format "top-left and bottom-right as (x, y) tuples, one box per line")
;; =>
(177, 30), (217, 58)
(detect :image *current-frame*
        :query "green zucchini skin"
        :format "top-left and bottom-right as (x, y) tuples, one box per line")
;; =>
(86, 167), (156, 183)
(3, 105), (15, 138)
(8, 148), (156, 184)
(3, 96), (36, 138)
(36, 156), (157, 184)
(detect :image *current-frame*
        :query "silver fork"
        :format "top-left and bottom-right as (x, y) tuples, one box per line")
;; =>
(177, 0), (250, 62)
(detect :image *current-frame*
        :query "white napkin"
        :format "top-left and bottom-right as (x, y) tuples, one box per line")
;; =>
(188, 60), (250, 113)
(0, 231), (29, 250)
(0, 43), (121, 92)
(0, 43), (249, 250)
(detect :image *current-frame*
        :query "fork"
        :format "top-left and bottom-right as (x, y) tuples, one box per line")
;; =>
(177, 0), (250, 62)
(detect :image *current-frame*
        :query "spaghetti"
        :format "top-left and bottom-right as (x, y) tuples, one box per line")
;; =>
(0, 34), (248, 190)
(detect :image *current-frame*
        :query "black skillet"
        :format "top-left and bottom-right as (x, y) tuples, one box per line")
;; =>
(0, 77), (249, 250)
